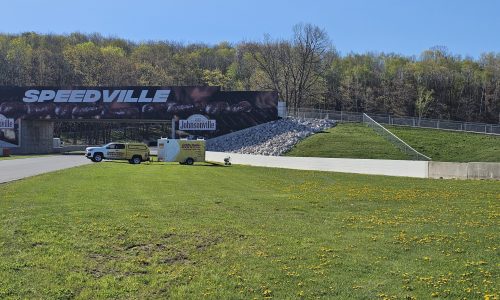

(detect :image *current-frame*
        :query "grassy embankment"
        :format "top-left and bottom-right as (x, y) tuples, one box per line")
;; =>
(285, 123), (411, 160)
(386, 126), (500, 162)
(286, 123), (499, 162)
(0, 162), (498, 299)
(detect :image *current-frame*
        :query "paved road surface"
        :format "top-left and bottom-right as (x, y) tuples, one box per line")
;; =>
(0, 151), (428, 184)
(0, 155), (91, 184)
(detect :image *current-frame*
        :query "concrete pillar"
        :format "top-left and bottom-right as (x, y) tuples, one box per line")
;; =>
(15, 120), (54, 154)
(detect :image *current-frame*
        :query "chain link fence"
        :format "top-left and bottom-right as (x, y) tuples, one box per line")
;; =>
(363, 113), (431, 161)
(288, 108), (500, 135)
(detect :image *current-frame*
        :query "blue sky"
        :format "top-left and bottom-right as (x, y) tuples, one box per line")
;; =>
(1, 0), (499, 58)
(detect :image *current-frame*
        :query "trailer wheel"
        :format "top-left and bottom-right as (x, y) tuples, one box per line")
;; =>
(185, 158), (194, 165)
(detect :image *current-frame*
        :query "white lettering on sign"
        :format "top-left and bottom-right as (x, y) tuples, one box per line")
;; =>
(22, 89), (170, 103)
(0, 114), (15, 129)
(103, 90), (120, 102)
(179, 114), (216, 131)
(54, 90), (72, 102)
(68, 90), (86, 102)
(83, 90), (101, 103)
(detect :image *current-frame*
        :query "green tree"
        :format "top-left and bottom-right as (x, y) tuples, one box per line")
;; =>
(202, 68), (228, 88)
(5, 37), (33, 85)
(63, 42), (103, 85)
(415, 86), (434, 124)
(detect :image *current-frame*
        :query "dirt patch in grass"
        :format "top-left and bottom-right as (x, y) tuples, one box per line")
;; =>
(194, 234), (223, 251)
(160, 252), (190, 264)
(84, 232), (222, 278)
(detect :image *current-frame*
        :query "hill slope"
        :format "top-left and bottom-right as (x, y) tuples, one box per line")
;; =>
(387, 126), (500, 162)
(285, 123), (500, 162)
(285, 123), (411, 160)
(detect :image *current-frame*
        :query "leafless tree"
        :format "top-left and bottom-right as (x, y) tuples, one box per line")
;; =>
(249, 24), (332, 111)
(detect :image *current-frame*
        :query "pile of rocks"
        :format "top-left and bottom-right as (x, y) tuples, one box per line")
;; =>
(206, 118), (336, 156)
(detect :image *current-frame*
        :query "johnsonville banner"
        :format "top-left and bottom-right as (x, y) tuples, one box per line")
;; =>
(0, 86), (278, 145)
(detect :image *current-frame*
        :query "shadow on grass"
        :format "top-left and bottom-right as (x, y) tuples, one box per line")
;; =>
(190, 162), (226, 167)
(102, 160), (226, 167)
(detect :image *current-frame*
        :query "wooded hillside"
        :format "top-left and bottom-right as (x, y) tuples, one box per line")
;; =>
(1, 24), (498, 123)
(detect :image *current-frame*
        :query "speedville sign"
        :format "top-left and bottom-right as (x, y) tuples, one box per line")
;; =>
(0, 114), (14, 129)
(22, 89), (170, 103)
(179, 114), (216, 131)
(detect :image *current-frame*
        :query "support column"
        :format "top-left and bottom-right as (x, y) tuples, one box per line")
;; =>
(16, 120), (54, 154)
(171, 118), (176, 139)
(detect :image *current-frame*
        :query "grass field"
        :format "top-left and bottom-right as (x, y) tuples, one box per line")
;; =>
(387, 126), (500, 162)
(0, 162), (498, 299)
(285, 123), (411, 160)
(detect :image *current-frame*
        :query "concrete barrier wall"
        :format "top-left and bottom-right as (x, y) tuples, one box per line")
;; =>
(427, 161), (500, 180)
(207, 152), (500, 180)
(206, 152), (429, 178)
(467, 162), (500, 179)
(55, 145), (89, 153)
(428, 162), (469, 179)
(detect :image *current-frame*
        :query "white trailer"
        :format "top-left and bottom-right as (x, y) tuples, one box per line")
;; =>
(157, 138), (206, 165)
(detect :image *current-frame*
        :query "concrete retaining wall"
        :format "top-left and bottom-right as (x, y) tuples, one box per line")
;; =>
(207, 152), (500, 180)
(206, 152), (429, 178)
(428, 161), (500, 180)
(467, 162), (500, 179)
(428, 162), (469, 179)
(54, 145), (89, 153)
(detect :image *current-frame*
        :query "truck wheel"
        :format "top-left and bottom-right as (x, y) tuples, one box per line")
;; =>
(131, 156), (142, 164)
(185, 158), (194, 165)
(93, 153), (103, 163)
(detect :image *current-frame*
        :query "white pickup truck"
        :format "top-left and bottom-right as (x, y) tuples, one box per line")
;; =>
(85, 142), (150, 164)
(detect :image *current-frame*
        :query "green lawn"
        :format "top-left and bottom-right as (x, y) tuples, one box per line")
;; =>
(0, 163), (498, 299)
(285, 123), (411, 160)
(387, 126), (500, 162)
